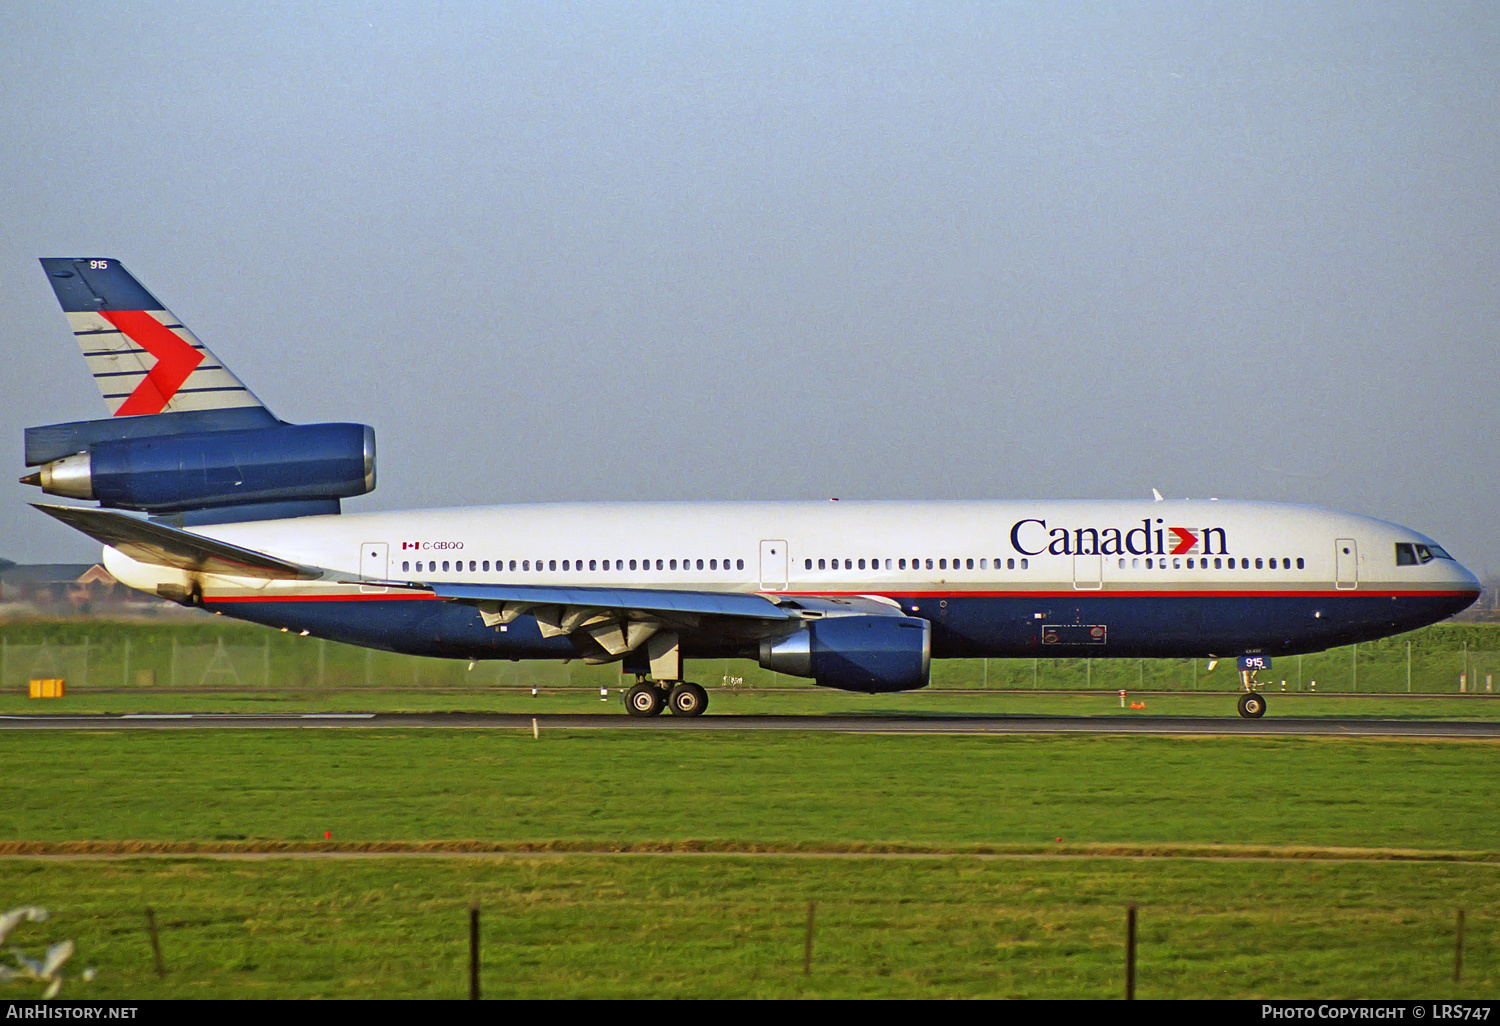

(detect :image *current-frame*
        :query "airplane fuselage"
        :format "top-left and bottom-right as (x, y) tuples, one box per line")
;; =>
(103, 498), (1480, 665)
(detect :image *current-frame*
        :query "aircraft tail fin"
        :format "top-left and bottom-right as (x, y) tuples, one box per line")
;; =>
(39, 258), (268, 417)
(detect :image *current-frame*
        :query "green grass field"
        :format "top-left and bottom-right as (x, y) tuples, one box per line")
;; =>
(5, 855), (1499, 999)
(4, 729), (1500, 998)
(4, 618), (1500, 998)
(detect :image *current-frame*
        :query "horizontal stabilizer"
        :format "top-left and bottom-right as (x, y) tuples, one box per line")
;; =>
(32, 503), (324, 580)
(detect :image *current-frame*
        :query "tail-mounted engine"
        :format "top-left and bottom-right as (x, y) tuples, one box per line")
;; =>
(21, 409), (374, 524)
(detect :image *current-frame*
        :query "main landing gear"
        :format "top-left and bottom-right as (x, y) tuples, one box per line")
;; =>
(623, 678), (708, 718)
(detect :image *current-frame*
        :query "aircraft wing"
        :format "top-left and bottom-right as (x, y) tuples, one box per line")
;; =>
(427, 581), (804, 659)
(31, 503), (325, 581)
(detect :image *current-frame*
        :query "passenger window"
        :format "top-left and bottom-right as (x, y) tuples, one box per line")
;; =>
(1020, 558), (1028, 569)
(925, 558), (934, 570)
(710, 559), (718, 570)
(1173, 558), (1181, 569)
(736, 559), (744, 570)
(656, 559), (664, 570)
(697, 559), (704, 570)
(629, 559), (637, 570)
(1255, 558), (1263, 569)
(442, 560), (450, 572)
(670, 559), (677, 570)
(1007, 558), (1015, 570)
(1296, 557), (1305, 569)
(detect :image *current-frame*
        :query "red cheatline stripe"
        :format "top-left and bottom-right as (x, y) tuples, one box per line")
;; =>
(201, 587), (1476, 605)
(769, 588), (1477, 600)
(100, 310), (204, 416)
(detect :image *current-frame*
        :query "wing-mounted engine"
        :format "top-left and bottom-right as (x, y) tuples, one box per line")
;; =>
(759, 614), (932, 693)
(21, 410), (375, 525)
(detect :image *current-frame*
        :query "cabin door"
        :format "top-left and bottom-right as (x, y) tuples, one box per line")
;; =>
(360, 542), (389, 593)
(759, 539), (788, 591)
(1335, 538), (1357, 590)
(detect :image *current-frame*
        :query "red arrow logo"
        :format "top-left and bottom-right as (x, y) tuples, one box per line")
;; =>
(100, 310), (204, 416)
(1169, 527), (1199, 555)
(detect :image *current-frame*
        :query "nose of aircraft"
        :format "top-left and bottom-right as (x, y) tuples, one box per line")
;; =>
(1445, 557), (1484, 621)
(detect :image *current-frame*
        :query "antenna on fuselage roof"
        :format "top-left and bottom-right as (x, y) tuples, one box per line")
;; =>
(1151, 488), (1164, 502)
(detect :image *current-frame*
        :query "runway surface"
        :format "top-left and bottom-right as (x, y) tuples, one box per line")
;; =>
(3, 711), (1499, 737)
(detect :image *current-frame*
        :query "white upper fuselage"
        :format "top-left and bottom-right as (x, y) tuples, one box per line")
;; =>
(103, 498), (1478, 600)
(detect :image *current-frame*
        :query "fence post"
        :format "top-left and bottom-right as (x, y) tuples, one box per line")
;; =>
(469, 901), (480, 1000)
(1125, 903), (1137, 1000)
(1455, 909), (1465, 984)
(145, 907), (166, 977)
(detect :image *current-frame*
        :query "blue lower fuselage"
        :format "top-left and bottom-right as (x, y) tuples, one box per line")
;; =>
(204, 588), (1474, 664)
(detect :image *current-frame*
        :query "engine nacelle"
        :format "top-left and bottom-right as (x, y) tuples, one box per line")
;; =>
(758, 614), (931, 693)
(27, 422), (375, 514)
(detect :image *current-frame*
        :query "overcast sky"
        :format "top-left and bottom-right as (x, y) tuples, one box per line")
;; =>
(2, 2), (1496, 573)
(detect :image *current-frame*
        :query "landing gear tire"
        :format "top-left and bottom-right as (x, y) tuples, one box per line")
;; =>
(624, 682), (665, 718)
(668, 682), (708, 718)
(1237, 692), (1267, 719)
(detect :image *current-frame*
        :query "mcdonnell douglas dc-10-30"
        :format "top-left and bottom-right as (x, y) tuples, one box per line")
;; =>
(21, 259), (1481, 718)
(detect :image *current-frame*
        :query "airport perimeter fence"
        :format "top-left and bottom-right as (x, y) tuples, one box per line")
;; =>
(8, 891), (1495, 999)
(1, 620), (1497, 696)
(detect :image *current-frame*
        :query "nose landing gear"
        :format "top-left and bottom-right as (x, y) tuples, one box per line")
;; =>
(1237, 667), (1267, 718)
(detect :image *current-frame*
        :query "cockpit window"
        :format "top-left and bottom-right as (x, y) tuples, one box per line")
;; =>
(1425, 544), (1454, 561)
(1395, 543), (1417, 566)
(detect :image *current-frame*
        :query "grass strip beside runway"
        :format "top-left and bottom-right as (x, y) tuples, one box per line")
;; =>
(3, 731), (1495, 851)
